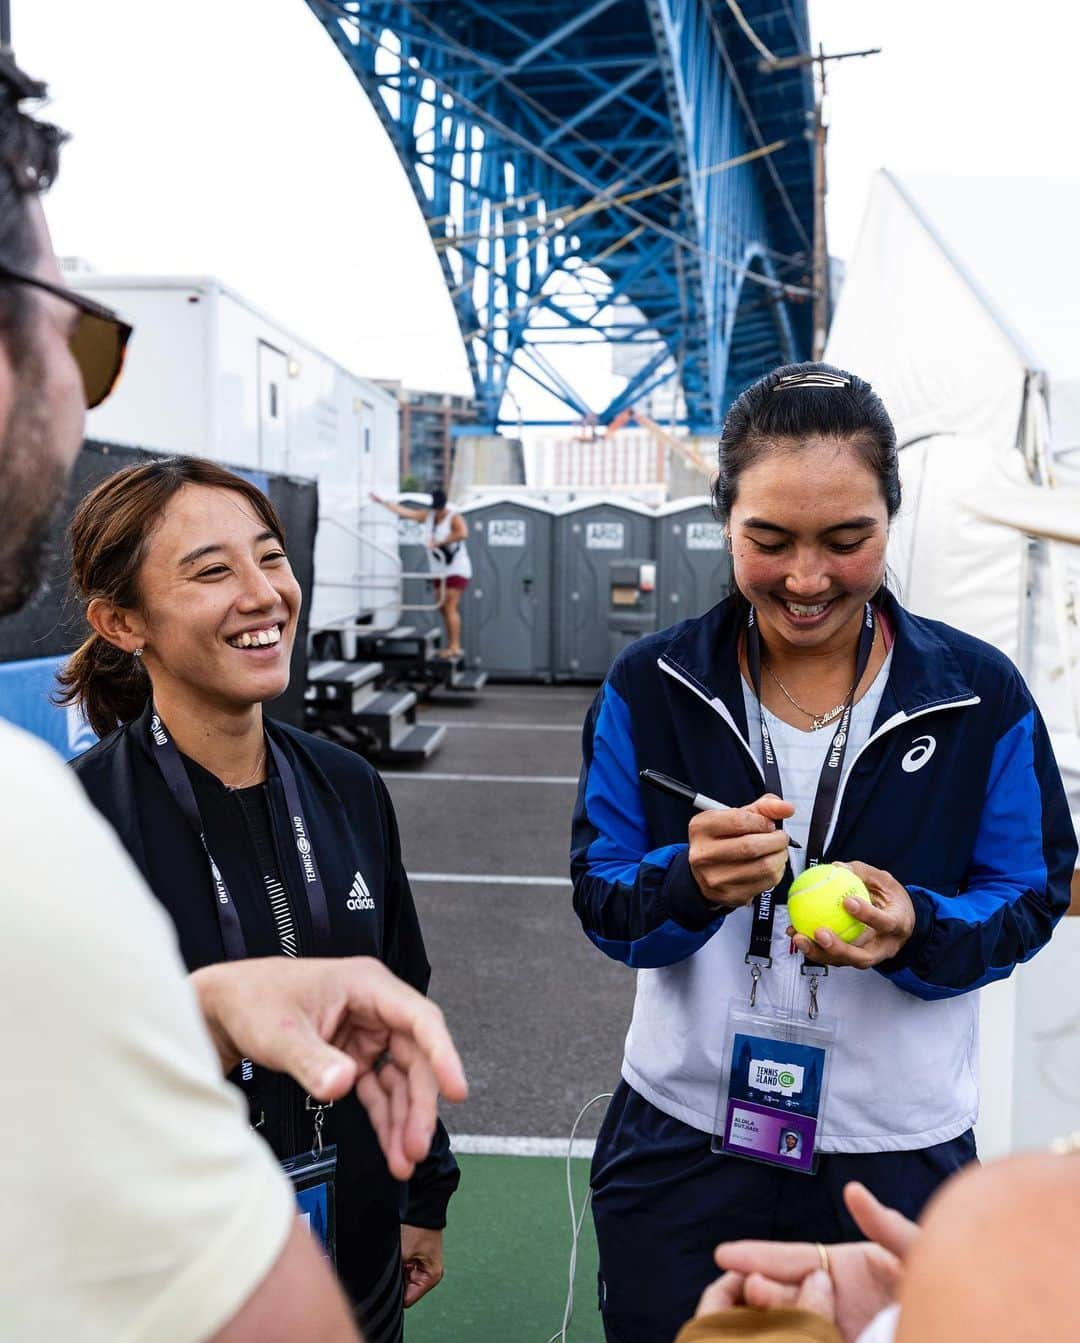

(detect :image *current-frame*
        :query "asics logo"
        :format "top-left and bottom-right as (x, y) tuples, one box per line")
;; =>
(901, 734), (936, 774)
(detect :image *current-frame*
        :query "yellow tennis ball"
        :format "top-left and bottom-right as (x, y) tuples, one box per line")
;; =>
(787, 865), (869, 944)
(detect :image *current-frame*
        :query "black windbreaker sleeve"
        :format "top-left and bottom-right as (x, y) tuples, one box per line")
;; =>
(376, 776), (461, 1229)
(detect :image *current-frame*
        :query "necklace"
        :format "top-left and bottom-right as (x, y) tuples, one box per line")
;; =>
(225, 744), (267, 791)
(763, 662), (853, 730)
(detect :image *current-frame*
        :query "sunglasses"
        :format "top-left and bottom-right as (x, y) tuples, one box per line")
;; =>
(0, 263), (132, 408)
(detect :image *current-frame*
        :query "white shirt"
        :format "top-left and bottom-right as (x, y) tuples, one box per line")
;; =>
(425, 508), (473, 580)
(622, 650), (983, 1151)
(742, 651), (894, 879)
(0, 720), (294, 1342)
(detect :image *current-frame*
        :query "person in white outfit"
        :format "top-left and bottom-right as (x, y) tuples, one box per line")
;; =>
(370, 488), (472, 658)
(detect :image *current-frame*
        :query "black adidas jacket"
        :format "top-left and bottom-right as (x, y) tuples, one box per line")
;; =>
(71, 703), (460, 1312)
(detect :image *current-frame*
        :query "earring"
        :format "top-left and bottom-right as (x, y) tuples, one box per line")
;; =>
(132, 647), (143, 658)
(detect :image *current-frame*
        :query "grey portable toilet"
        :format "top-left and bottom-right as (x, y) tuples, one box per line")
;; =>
(656, 497), (733, 624)
(395, 493), (442, 639)
(553, 497), (657, 680)
(461, 495), (558, 679)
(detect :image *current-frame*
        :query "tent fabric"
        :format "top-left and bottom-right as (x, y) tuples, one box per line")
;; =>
(825, 171), (1080, 1162)
(825, 168), (1080, 819)
(968, 484), (1080, 547)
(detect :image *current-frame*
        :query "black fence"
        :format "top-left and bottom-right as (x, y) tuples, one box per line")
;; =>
(0, 440), (317, 727)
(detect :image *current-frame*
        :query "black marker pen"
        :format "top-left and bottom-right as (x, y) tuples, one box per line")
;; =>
(639, 768), (802, 848)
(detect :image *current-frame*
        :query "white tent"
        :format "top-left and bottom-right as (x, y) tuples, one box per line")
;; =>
(825, 172), (1080, 1157)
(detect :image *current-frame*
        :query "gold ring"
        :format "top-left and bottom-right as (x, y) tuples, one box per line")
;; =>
(814, 1242), (830, 1276)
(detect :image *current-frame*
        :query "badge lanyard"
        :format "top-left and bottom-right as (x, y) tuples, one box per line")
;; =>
(744, 603), (876, 1016)
(145, 707), (332, 959)
(146, 708), (335, 1146)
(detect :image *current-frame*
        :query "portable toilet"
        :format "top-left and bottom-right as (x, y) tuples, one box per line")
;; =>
(395, 493), (442, 640)
(656, 497), (732, 624)
(553, 497), (657, 680)
(461, 496), (558, 679)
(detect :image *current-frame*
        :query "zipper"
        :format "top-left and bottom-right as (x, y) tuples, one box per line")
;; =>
(661, 654), (980, 851)
(660, 656), (980, 1018)
(658, 656), (764, 780)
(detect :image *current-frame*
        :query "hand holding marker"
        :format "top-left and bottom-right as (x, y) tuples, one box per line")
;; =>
(641, 770), (798, 909)
(640, 770), (801, 848)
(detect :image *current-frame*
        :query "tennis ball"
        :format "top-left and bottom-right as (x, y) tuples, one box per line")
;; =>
(787, 865), (869, 944)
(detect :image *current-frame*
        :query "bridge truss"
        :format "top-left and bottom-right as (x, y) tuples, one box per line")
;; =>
(306, 0), (816, 430)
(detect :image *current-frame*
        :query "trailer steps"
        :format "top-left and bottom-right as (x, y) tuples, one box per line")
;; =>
(382, 722), (446, 761)
(305, 660), (383, 714)
(304, 660), (445, 763)
(353, 625), (441, 666)
(430, 656), (489, 696)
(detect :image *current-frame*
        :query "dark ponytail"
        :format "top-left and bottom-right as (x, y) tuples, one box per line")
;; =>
(55, 456), (286, 739)
(57, 634), (150, 739)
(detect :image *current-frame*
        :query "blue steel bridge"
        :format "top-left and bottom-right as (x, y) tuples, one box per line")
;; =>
(305, 0), (816, 431)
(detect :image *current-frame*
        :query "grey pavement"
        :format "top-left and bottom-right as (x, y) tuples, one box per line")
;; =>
(379, 685), (636, 1140)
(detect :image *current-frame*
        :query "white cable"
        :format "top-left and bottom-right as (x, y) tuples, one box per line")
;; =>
(548, 1092), (614, 1343)
(723, 0), (778, 66)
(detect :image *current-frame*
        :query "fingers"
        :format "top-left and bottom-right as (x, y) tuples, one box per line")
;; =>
(836, 859), (891, 889)
(344, 961), (468, 1104)
(402, 1264), (440, 1309)
(790, 932), (876, 968)
(271, 1016), (359, 1102)
(695, 1272), (746, 1317)
(361, 1059), (414, 1181)
(796, 1269), (835, 1319)
(389, 1030), (442, 1164)
(715, 1240), (821, 1283)
(844, 1181), (921, 1259)
(689, 801), (788, 842)
(356, 1069), (394, 1166)
(748, 793), (796, 824)
(689, 814), (791, 908)
(743, 1273), (800, 1310)
(842, 897), (894, 932)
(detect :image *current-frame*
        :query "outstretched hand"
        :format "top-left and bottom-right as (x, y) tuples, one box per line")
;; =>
(710, 1182), (918, 1342)
(192, 956), (468, 1179)
(788, 860), (916, 969)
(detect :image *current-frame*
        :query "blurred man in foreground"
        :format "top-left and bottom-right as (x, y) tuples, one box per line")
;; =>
(0, 51), (466, 1343)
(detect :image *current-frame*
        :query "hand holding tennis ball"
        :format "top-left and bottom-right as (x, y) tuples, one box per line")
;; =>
(787, 864), (870, 944)
(786, 860), (918, 969)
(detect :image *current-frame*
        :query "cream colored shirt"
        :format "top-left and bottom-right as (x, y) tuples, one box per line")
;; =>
(0, 720), (295, 1342)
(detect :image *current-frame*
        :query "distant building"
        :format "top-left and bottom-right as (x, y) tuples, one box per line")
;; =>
(373, 381), (477, 488)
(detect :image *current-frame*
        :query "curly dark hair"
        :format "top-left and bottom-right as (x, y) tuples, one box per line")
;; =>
(0, 50), (67, 359)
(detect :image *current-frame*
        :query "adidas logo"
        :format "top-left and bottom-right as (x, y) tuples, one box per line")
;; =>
(346, 871), (375, 912)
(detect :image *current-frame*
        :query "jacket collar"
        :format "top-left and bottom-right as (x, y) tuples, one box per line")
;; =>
(659, 590), (976, 727)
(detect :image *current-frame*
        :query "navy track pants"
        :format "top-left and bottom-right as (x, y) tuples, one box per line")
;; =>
(591, 1081), (976, 1343)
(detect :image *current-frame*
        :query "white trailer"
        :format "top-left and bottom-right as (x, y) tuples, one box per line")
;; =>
(71, 273), (402, 643)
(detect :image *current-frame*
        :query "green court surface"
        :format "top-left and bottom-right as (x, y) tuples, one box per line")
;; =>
(405, 1153), (604, 1343)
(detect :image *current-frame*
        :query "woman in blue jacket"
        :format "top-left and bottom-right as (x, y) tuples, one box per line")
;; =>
(60, 457), (458, 1343)
(570, 362), (1076, 1343)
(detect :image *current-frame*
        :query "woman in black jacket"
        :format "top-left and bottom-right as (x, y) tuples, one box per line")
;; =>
(60, 456), (458, 1343)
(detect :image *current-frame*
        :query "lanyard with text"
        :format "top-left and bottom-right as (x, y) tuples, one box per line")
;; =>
(744, 603), (876, 1016)
(146, 709), (332, 960)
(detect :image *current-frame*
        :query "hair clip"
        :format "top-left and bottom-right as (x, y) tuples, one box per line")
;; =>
(773, 372), (851, 391)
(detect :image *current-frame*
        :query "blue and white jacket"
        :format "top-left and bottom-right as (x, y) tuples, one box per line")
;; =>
(571, 593), (1076, 1151)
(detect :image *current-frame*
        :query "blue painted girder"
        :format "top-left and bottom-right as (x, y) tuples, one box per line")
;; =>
(305, 0), (815, 429)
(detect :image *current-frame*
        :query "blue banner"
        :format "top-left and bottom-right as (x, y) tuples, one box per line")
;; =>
(0, 656), (98, 760)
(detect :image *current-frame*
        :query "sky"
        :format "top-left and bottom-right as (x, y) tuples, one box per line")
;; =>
(14, 1), (1079, 409)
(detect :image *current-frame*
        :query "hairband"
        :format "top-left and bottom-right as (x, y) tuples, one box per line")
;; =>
(773, 371), (851, 391)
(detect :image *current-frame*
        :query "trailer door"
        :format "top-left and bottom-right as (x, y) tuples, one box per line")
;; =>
(257, 340), (289, 472)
